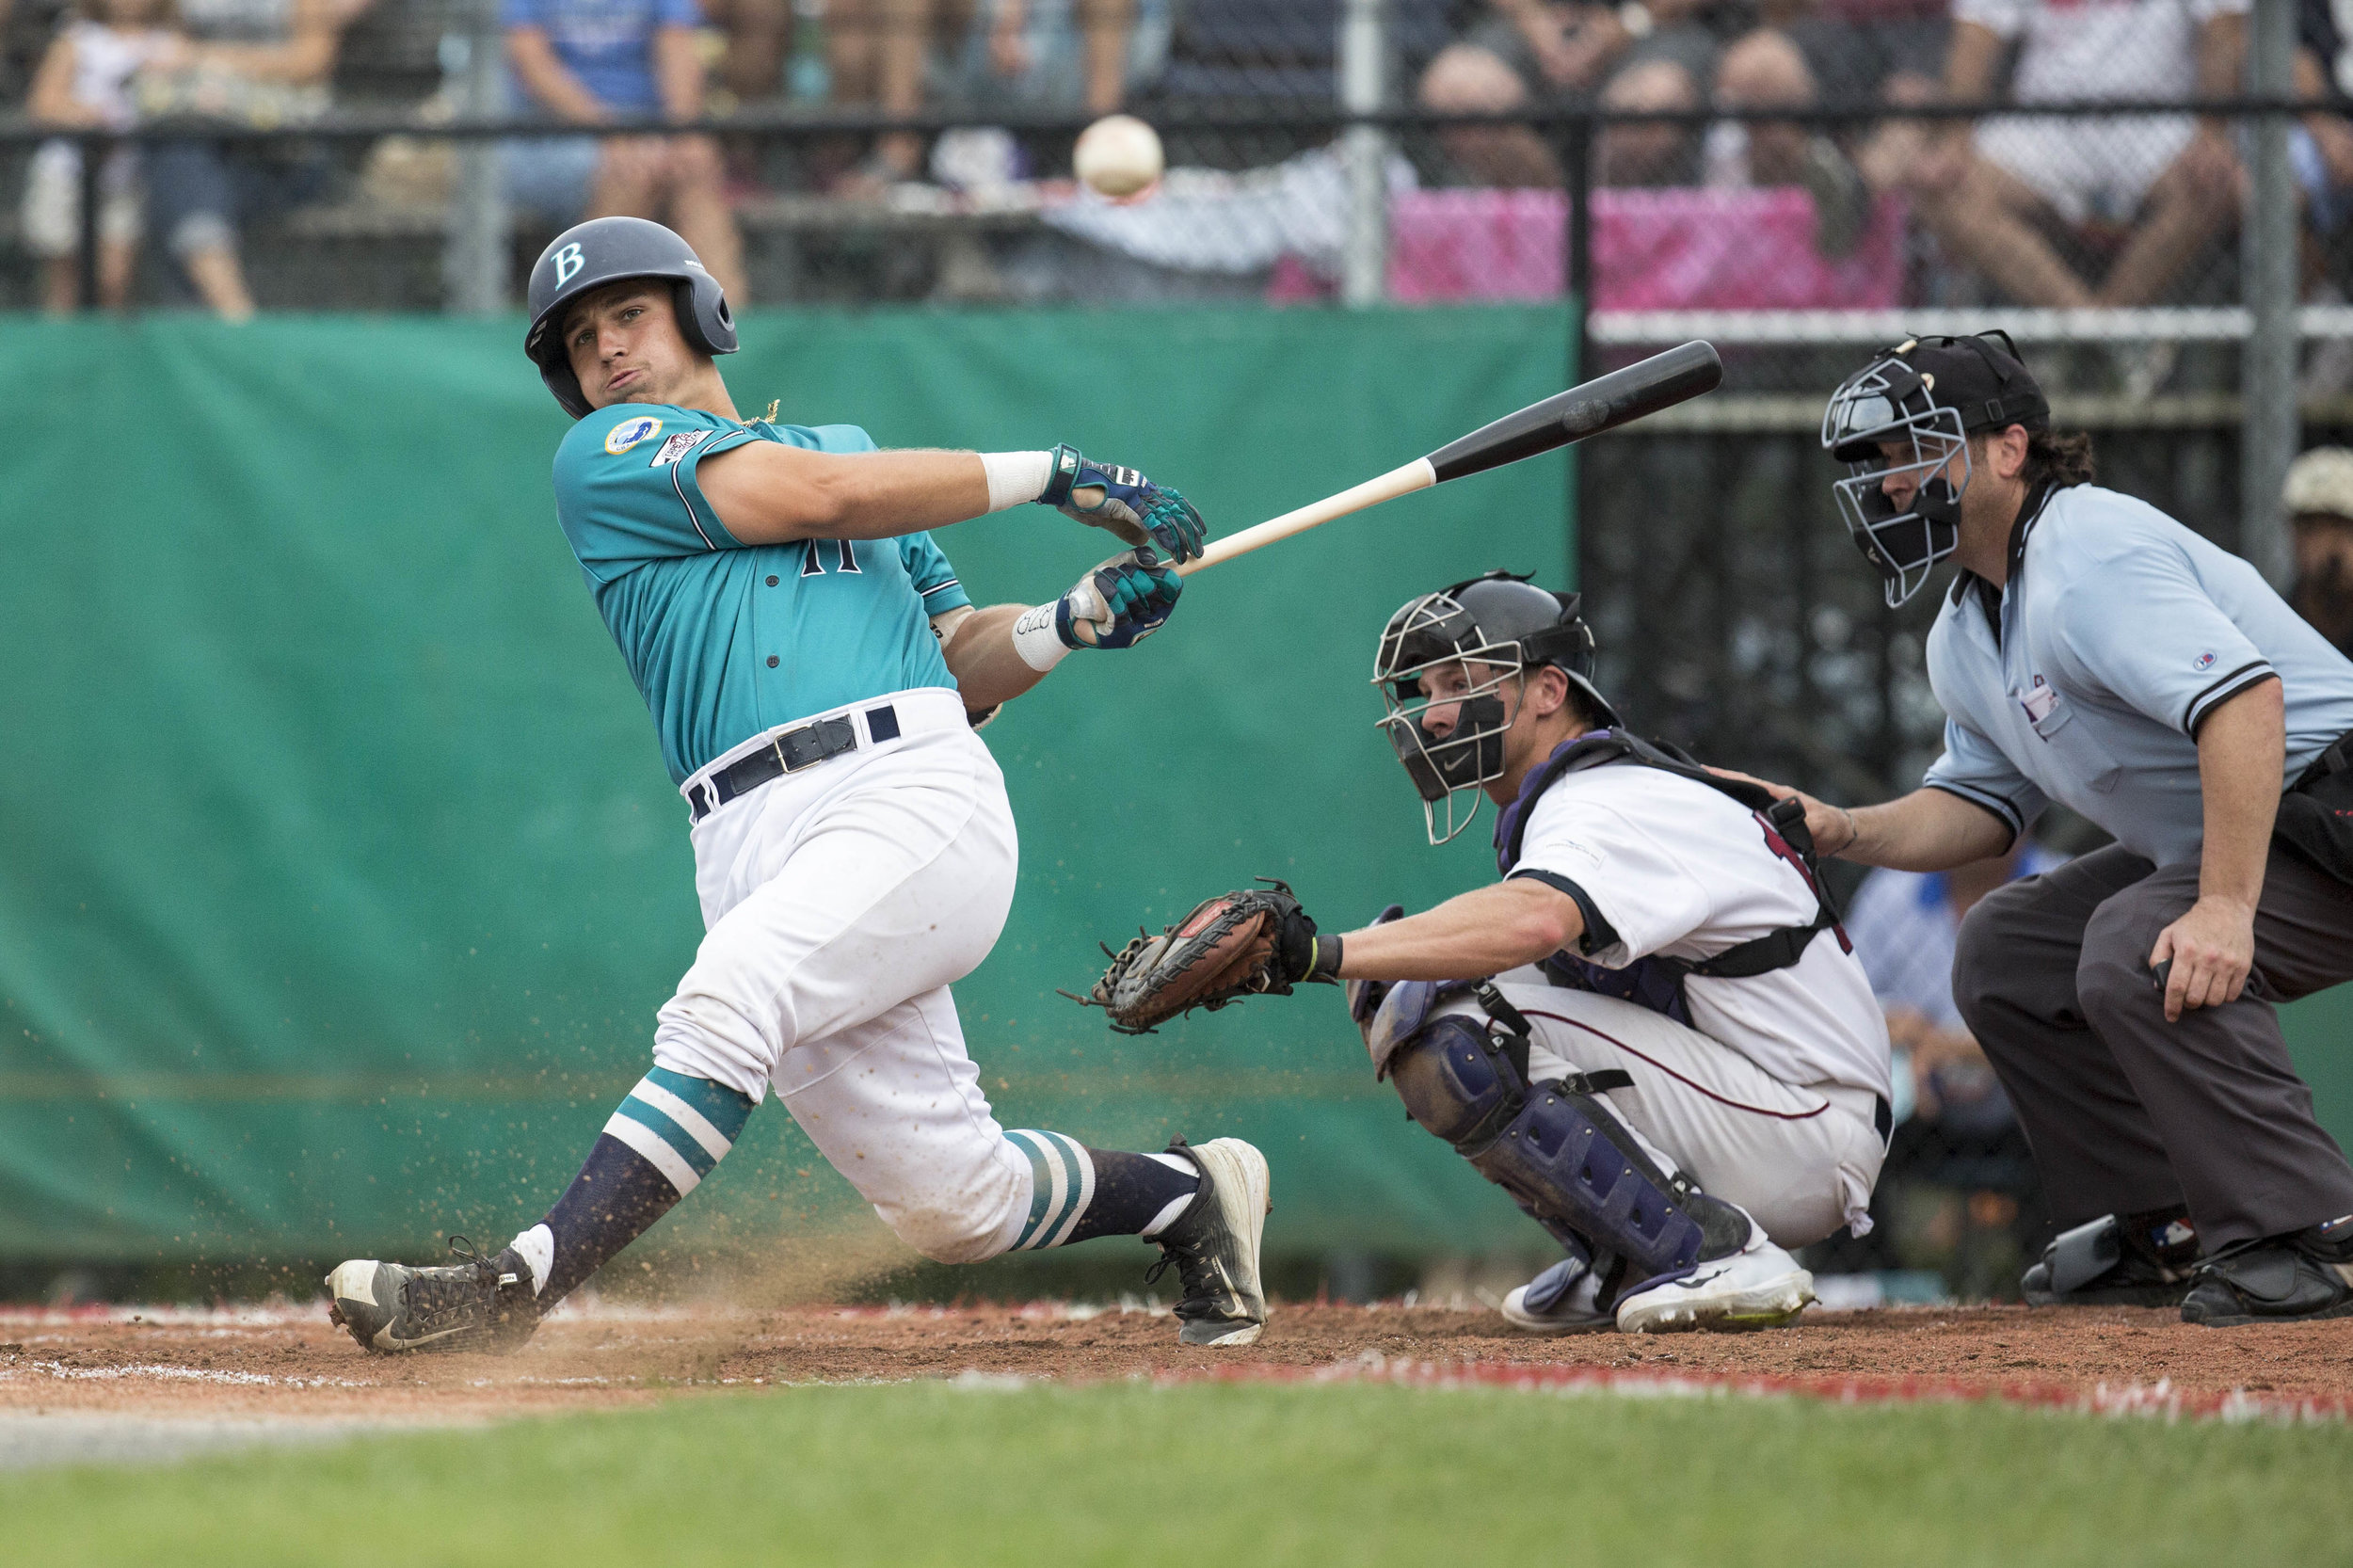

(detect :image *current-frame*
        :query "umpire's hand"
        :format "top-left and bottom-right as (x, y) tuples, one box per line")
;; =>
(2150, 895), (2257, 1023)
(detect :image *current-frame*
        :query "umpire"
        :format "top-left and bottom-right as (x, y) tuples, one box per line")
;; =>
(1753, 333), (2353, 1324)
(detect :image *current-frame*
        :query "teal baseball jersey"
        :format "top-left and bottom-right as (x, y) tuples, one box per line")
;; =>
(552, 402), (973, 783)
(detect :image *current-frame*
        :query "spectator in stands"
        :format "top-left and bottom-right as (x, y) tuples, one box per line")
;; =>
(1705, 26), (1870, 253)
(21, 0), (182, 311)
(1845, 838), (2061, 1133)
(1420, 0), (1741, 185)
(1595, 56), (1705, 184)
(503, 0), (747, 300)
(824, 0), (1155, 186)
(2285, 447), (2353, 658)
(137, 0), (354, 318)
(1904, 0), (2247, 310)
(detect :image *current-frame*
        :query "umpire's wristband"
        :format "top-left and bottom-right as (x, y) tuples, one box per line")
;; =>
(1309, 935), (1343, 983)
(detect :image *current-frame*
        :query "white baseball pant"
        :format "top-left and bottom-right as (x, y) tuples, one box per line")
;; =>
(648, 686), (1042, 1263)
(1434, 973), (1887, 1245)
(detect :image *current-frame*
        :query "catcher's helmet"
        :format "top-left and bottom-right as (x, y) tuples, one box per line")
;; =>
(1372, 572), (1620, 844)
(1820, 331), (2048, 607)
(523, 216), (738, 419)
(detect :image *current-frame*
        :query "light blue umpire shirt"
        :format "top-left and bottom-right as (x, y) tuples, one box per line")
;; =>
(1923, 482), (2353, 868)
(551, 402), (974, 785)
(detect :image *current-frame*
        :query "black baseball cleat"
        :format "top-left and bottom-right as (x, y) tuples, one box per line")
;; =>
(325, 1237), (540, 1354)
(1146, 1137), (1271, 1347)
(2181, 1216), (2353, 1327)
(2022, 1208), (2200, 1307)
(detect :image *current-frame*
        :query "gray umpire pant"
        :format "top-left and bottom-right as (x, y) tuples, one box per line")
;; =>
(1951, 841), (2353, 1249)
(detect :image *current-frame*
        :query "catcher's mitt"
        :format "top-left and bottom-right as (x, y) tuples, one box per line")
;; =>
(1066, 879), (1323, 1034)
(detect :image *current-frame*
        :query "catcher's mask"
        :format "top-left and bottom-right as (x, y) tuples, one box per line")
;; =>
(1821, 331), (2047, 608)
(1372, 572), (1620, 845)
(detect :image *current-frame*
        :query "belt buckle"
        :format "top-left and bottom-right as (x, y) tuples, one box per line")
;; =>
(771, 724), (808, 774)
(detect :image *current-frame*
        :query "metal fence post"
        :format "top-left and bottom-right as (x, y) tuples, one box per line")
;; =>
(1337, 0), (1387, 307)
(76, 132), (103, 311)
(443, 0), (510, 314)
(2244, 0), (2298, 583)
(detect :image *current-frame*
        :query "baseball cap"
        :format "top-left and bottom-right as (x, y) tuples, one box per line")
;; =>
(2284, 447), (2353, 520)
(1827, 332), (2052, 462)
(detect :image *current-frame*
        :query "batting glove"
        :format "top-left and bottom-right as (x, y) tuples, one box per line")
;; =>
(1041, 443), (1207, 564)
(1059, 547), (1184, 650)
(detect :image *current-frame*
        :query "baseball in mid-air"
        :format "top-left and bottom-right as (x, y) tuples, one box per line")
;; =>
(1074, 114), (1163, 200)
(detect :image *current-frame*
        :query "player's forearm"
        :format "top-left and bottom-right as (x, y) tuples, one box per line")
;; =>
(1335, 879), (1584, 982)
(942, 603), (1051, 712)
(1839, 788), (2014, 871)
(2194, 676), (2283, 912)
(700, 445), (992, 545)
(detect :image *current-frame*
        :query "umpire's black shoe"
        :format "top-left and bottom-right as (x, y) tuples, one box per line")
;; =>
(2181, 1216), (2353, 1327)
(326, 1237), (540, 1353)
(2023, 1208), (2200, 1307)
(1146, 1138), (1271, 1347)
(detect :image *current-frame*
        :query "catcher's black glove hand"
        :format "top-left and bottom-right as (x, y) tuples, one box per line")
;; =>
(1064, 878), (1329, 1035)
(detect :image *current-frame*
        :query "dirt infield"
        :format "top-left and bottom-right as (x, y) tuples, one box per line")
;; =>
(6, 1298), (2352, 1425)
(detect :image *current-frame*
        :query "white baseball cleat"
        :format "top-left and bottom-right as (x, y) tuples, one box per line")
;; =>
(1614, 1227), (1815, 1334)
(1150, 1137), (1271, 1347)
(1499, 1256), (1616, 1335)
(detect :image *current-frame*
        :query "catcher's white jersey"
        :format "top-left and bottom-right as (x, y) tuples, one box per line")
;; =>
(1513, 764), (1894, 1101)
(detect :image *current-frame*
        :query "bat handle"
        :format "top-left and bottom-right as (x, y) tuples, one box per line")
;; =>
(1174, 458), (1437, 577)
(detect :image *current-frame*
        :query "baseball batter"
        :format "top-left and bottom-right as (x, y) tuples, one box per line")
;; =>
(324, 216), (1270, 1352)
(1080, 575), (1894, 1333)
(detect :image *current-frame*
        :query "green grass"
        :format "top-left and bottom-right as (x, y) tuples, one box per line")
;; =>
(8, 1381), (2350, 1567)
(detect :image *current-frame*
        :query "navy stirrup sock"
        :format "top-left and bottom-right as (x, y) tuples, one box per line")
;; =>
(1004, 1131), (1200, 1249)
(508, 1068), (756, 1306)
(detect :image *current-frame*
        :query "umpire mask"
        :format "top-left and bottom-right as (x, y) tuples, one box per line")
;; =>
(1822, 333), (2048, 608)
(1373, 575), (1617, 845)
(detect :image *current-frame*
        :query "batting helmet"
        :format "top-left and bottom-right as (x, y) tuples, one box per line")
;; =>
(523, 216), (739, 419)
(1372, 571), (1620, 844)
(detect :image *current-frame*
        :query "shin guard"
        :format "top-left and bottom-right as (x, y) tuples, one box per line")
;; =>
(1385, 1000), (1742, 1289)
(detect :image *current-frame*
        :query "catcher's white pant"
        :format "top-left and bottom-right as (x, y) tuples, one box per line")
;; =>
(648, 686), (1039, 1264)
(1438, 973), (1887, 1246)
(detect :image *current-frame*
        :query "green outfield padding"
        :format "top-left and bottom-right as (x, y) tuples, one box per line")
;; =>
(0, 306), (1578, 1263)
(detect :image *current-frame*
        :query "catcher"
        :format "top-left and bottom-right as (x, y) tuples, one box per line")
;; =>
(1080, 574), (1896, 1333)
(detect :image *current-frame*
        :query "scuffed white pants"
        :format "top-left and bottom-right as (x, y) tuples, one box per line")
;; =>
(1434, 973), (1887, 1247)
(650, 687), (1036, 1264)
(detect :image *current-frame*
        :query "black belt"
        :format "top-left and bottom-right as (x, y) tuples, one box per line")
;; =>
(687, 704), (901, 822)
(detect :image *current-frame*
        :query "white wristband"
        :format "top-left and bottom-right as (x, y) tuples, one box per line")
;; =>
(981, 450), (1056, 513)
(1011, 600), (1072, 671)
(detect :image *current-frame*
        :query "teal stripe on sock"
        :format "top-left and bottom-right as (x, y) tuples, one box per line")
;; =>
(1038, 1132), (1096, 1248)
(614, 1096), (720, 1178)
(646, 1066), (754, 1143)
(1006, 1130), (1064, 1251)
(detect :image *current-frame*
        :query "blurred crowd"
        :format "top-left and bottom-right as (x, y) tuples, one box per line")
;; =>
(4, 0), (2353, 324)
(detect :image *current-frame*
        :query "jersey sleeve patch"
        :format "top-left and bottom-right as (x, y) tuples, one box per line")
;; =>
(648, 429), (713, 467)
(605, 414), (664, 454)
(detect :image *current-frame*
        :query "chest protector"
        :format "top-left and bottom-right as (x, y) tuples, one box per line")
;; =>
(1494, 730), (1851, 1027)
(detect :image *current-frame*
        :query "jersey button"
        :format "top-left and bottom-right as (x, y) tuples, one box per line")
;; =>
(766, 655), (779, 667)
(766, 575), (778, 586)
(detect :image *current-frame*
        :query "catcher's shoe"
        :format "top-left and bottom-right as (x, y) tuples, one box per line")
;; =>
(1500, 1256), (1615, 1335)
(1615, 1220), (1815, 1334)
(325, 1237), (539, 1354)
(2022, 1209), (2199, 1307)
(1147, 1137), (1271, 1347)
(2180, 1217), (2353, 1327)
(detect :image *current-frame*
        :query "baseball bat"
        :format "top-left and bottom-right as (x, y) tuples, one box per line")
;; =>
(1174, 340), (1722, 576)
